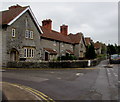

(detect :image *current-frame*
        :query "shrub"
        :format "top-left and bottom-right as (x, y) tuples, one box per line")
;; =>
(85, 44), (96, 59)
(57, 55), (77, 61)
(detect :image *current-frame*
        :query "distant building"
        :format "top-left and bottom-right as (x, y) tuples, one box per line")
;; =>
(94, 41), (107, 55)
(85, 37), (93, 46)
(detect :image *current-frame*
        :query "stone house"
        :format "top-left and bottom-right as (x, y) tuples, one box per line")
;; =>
(0, 5), (42, 66)
(94, 41), (107, 55)
(94, 42), (102, 55)
(1, 5), (87, 66)
(40, 19), (86, 60)
(85, 37), (93, 46)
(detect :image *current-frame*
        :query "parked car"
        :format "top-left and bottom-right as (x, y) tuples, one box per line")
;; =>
(109, 54), (120, 64)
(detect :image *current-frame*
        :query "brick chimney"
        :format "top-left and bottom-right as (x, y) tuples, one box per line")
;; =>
(60, 24), (68, 36)
(9, 4), (22, 9)
(42, 19), (52, 30)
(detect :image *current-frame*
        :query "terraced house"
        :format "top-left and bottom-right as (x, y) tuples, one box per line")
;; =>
(0, 4), (86, 67)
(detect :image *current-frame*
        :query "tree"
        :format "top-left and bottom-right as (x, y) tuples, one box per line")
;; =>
(107, 44), (117, 55)
(117, 46), (120, 54)
(85, 44), (96, 59)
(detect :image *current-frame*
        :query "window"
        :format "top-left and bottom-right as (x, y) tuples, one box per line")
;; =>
(25, 30), (33, 39)
(31, 49), (34, 57)
(29, 49), (32, 57)
(25, 30), (29, 38)
(12, 28), (16, 37)
(24, 47), (35, 58)
(30, 31), (33, 39)
(81, 44), (83, 48)
(27, 48), (29, 57)
(24, 48), (27, 58)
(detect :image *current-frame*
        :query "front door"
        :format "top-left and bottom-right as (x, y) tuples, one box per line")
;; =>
(10, 49), (19, 61)
(45, 52), (48, 61)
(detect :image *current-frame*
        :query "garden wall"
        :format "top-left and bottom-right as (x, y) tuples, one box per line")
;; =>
(7, 58), (105, 68)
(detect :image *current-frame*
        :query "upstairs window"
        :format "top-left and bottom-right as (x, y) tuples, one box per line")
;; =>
(12, 28), (16, 37)
(25, 30), (33, 39)
(30, 31), (33, 39)
(25, 30), (29, 38)
(81, 43), (83, 48)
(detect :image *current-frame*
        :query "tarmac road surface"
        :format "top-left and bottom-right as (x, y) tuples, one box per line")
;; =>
(2, 60), (119, 101)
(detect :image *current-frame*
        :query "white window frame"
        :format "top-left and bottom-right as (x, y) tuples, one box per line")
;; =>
(24, 48), (27, 58)
(29, 49), (32, 58)
(26, 48), (29, 57)
(12, 28), (16, 37)
(25, 30), (29, 38)
(30, 31), (33, 39)
(24, 48), (35, 58)
(31, 49), (34, 58)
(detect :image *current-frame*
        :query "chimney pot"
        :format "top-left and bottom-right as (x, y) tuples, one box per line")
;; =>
(60, 24), (68, 36)
(42, 19), (52, 30)
(9, 4), (22, 9)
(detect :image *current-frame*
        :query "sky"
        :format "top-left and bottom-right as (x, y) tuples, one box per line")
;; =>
(0, 1), (118, 45)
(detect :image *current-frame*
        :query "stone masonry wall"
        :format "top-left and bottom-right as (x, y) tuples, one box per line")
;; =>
(7, 58), (104, 68)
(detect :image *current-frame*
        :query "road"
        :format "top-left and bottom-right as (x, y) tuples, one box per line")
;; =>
(2, 60), (119, 101)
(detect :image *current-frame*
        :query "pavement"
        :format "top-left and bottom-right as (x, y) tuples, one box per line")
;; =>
(1, 60), (119, 101)
(1, 82), (55, 101)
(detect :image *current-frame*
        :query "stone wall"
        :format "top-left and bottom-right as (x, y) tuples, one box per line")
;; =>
(7, 58), (105, 68)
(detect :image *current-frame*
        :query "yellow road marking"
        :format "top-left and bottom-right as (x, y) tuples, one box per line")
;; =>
(1, 81), (55, 102)
(25, 86), (55, 102)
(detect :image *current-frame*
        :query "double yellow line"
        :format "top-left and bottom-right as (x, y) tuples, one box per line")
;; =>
(2, 82), (55, 102)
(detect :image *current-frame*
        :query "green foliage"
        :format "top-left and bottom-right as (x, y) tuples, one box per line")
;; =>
(97, 54), (106, 58)
(117, 46), (120, 54)
(107, 44), (117, 55)
(85, 44), (96, 59)
(57, 54), (77, 61)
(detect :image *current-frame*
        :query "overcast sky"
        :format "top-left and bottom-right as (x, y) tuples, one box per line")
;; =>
(1, 1), (118, 45)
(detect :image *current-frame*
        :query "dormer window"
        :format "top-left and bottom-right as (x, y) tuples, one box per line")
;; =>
(12, 28), (16, 37)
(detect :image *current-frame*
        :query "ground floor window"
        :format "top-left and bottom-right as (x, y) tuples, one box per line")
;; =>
(24, 47), (35, 58)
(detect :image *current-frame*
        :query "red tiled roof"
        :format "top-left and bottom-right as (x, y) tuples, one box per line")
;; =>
(40, 26), (74, 44)
(0, 5), (28, 25)
(44, 48), (57, 55)
(85, 37), (91, 46)
(66, 49), (74, 55)
(68, 33), (83, 44)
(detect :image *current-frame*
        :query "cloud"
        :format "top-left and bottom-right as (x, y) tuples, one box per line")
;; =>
(1, 2), (118, 45)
